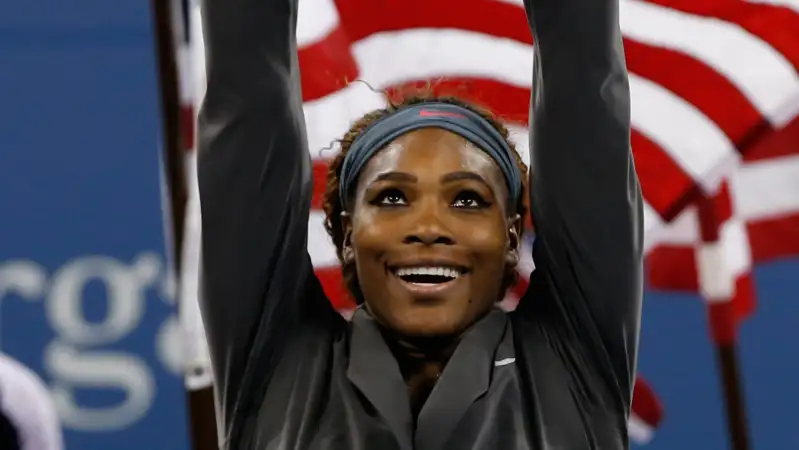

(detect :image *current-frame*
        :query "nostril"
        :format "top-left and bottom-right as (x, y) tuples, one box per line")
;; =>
(403, 234), (425, 245)
(402, 234), (455, 246)
(434, 235), (455, 245)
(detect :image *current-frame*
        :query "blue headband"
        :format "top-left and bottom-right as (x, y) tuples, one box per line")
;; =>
(338, 102), (522, 210)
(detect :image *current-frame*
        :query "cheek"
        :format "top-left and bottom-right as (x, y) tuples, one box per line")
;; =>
(457, 218), (509, 256)
(466, 225), (510, 295)
(350, 210), (391, 259)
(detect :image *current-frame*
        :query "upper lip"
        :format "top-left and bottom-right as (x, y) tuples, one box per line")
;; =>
(387, 259), (470, 273)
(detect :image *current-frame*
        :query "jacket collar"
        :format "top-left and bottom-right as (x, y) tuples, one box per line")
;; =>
(347, 306), (509, 450)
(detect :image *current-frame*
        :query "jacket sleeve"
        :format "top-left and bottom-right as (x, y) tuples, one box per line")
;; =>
(196, 0), (341, 445)
(515, 0), (645, 410)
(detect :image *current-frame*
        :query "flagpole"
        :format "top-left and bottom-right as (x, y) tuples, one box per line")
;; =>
(150, 2), (218, 450)
(695, 193), (752, 450)
(151, 0), (187, 263)
(715, 344), (751, 450)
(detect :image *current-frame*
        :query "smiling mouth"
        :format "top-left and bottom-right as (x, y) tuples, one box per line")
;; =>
(391, 266), (467, 285)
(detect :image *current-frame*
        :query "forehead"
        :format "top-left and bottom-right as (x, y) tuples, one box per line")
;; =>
(357, 128), (505, 184)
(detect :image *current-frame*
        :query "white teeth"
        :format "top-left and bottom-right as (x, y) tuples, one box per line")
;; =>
(395, 266), (462, 279)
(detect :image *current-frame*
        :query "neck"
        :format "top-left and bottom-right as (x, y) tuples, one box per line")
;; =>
(380, 329), (460, 420)
(386, 333), (459, 363)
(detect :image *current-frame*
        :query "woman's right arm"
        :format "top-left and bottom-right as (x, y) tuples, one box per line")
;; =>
(196, 0), (340, 444)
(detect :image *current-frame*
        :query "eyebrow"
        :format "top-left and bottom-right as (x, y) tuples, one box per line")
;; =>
(371, 171), (417, 183)
(440, 171), (490, 186)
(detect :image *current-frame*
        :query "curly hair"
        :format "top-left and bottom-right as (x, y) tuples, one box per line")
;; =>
(322, 94), (529, 303)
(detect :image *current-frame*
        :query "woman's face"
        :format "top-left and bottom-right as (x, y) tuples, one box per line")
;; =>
(345, 128), (520, 338)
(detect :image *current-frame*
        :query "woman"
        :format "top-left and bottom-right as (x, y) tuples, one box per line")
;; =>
(197, 0), (643, 448)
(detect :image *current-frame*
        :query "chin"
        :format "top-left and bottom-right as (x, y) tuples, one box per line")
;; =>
(387, 304), (471, 338)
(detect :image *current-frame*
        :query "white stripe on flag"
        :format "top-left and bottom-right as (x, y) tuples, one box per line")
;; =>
(303, 82), (386, 157)
(721, 216), (753, 279)
(297, 0), (340, 47)
(734, 154), (799, 221)
(353, 29), (534, 90)
(505, 124), (531, 170)
(308, 211), (340, 267)
(627, 413), (656, 444)
(643, 201), (666, 253)
(696, 239), (736, 301)
(190, 1), (207, 107)
(656, 206), (700, 245)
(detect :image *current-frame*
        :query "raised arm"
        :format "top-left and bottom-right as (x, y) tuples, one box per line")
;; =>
(196, 0), (339, 444)
(516, 0), (644, 409)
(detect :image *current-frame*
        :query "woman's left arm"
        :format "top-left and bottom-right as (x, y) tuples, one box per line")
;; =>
(516, 0), (645, 409)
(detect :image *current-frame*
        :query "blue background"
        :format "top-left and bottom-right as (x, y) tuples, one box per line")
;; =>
(1, 1), (189, 449)
(0, 1), (796, 449)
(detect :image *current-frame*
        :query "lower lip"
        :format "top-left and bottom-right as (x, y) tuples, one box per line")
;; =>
(391, 273), (464, 296)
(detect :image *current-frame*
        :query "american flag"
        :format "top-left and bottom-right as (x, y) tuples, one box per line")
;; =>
(175, 0), (799, 444)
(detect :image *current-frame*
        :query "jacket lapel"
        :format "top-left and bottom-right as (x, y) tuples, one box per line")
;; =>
(414, 309), (509, 450)
(347, 308), (414, 450)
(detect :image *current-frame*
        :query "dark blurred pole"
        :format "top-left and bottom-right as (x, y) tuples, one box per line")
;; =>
(716, 344), (751, 450)
(151, 0), (186, 262)
(150, 1), (219, 449)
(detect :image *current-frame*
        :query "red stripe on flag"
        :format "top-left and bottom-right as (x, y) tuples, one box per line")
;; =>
(335, 0), (532, 45)
(707, 301), (737, 344)
(298, 26), (360, 102)
(632, 377), (665, 429)
(312, 160), (331, 210)
(732, 273), (757, 323)
(632, 131), (697, 217)
(648, 246), (697, 291)
(748, 212), (799, 261)
(743, 115), (799, 161)
(181, 105), (195, 151)
(315, 265), (355, 310)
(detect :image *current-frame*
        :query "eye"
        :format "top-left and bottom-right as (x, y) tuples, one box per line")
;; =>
(451, 190), (490, 209)
(373, 188), (408, 207)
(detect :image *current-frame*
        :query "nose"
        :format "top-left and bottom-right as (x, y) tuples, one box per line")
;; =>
(402, 204), (455, 246)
